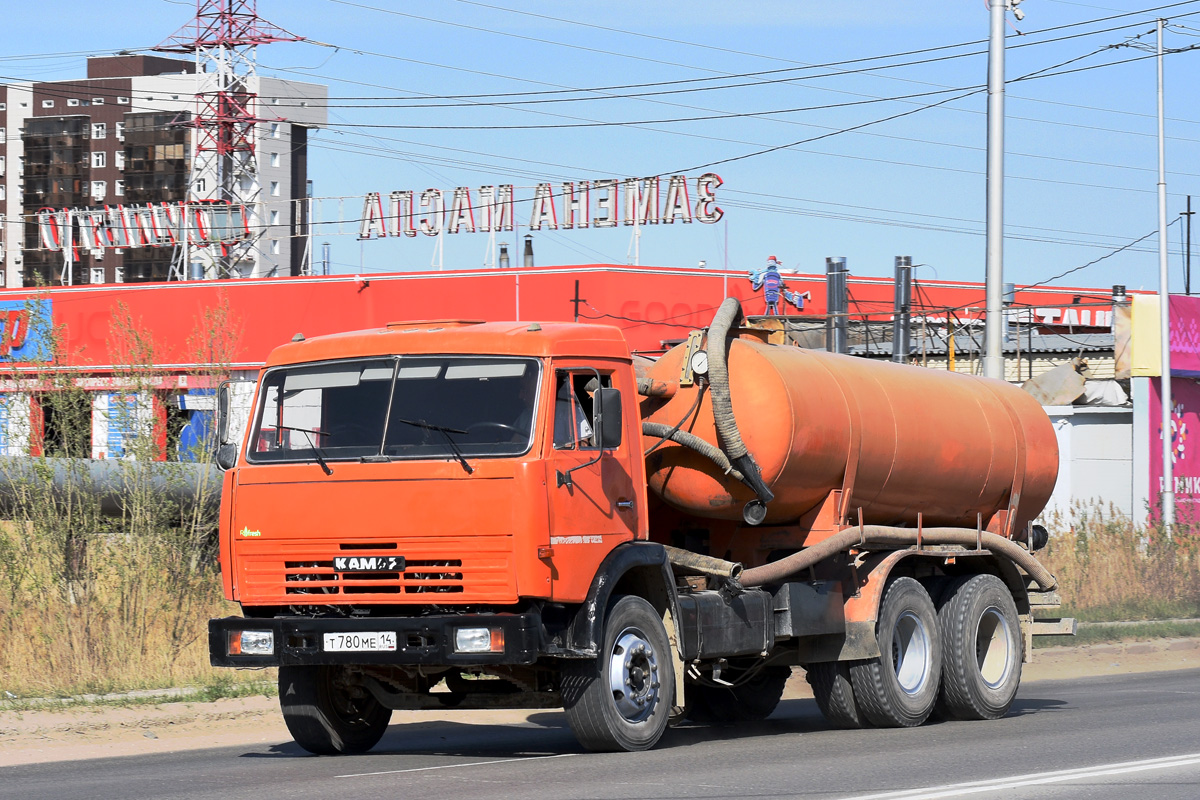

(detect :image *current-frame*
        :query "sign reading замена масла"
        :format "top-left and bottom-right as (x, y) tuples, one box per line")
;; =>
(36, 201), (250, 253)
(358, 174), (724, 239)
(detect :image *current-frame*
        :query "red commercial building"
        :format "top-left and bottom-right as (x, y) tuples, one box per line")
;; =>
(0, 263), (1121, 460)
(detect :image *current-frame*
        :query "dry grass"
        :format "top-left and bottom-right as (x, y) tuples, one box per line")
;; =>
(1039, 503), (1200, 622)
(0, 297), (256, 700)
(0, 512), (254, 699)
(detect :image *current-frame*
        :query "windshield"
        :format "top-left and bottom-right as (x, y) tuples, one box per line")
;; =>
(247, 356), (540, 464)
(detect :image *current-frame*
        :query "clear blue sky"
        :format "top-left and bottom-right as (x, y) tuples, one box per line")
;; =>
(4, 0), (1199, 291)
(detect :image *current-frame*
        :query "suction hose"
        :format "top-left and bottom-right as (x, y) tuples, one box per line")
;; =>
(706, 298), (774, 522)
(736, 525), (1056, 591)
(641, 422), (744, 483)
(663, 545), (743, 580)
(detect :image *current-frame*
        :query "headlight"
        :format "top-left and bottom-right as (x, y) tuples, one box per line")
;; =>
(454, 626), (504, 654)
(228, 629), (274, 656)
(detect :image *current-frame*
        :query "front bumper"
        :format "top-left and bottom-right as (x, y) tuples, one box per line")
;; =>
(209, 612), (542, 667)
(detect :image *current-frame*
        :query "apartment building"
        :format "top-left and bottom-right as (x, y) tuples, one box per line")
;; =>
(0, 54), (325, 286)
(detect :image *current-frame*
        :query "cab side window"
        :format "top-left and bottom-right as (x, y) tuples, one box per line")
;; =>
(553, 371), (611, 450)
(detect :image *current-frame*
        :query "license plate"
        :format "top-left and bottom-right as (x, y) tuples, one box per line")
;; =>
(333, 556), (405, 572)
(322, 631), (397, 652)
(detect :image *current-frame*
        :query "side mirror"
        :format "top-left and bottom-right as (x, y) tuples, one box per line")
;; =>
(217, 380), (232, 445)
(593, 387), (622, 450)
(216, 443), (238, 471)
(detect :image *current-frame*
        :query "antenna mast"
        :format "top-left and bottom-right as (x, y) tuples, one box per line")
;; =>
(155, 0), (301, 279)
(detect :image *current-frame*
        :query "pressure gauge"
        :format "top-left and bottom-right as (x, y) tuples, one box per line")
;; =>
(690, 350), (709, 377)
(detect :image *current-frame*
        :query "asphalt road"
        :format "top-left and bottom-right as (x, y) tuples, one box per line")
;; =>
(5, 669), (1200, 800)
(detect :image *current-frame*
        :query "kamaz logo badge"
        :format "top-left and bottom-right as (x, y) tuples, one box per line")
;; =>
(334, 556), (405, 572)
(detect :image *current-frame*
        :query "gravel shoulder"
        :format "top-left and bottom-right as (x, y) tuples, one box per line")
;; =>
(3, 636), (1198, 768)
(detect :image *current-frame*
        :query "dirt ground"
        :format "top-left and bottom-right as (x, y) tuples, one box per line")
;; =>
(3, 636), (1198, 768)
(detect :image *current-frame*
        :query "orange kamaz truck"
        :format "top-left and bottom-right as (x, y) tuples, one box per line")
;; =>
(209, 299), (1070, 754)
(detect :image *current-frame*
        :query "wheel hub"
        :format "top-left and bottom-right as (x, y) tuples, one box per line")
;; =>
(975, 606), (1014, 688)
(609, 629), (660, 722)
(891, 610), (932, 695)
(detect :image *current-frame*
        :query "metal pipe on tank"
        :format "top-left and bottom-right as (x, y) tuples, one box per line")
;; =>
(826, 257), (848, 354)
(523, 234), (534, 267)
(892, 256), (912, 363)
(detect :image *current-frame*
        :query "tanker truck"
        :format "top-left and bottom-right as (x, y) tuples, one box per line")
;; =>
(208, 298), (1069, 754)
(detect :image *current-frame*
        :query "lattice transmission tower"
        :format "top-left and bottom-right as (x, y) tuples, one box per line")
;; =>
(155, 0), (301, 279)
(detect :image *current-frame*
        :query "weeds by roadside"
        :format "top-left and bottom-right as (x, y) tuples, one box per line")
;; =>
(1039, 502), (1200, 622)
(0, 296), (255, 700)
(0, 676), (277, 713)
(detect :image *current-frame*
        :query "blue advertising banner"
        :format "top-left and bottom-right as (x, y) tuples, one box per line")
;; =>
(0, 299), (54, 362)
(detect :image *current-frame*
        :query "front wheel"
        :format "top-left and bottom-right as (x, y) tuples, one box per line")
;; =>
(850, 576), (942, 727)
(279, 665), (392, 755)
(562, 595), (675, 751)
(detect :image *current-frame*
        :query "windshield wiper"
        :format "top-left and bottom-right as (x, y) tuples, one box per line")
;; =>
(391, 417), (474, 474)
(275, 425), (333, 476)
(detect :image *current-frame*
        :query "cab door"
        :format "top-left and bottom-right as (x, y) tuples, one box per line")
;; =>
(546, 363), (639, 602)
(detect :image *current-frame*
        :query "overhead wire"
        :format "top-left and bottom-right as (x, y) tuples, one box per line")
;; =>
(7, 3), (1190, 273)
(279, 46), (1199, 132)
(1022, 220), (1181, 290)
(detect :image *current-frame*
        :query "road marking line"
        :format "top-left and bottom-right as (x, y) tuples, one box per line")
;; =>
(836, 752), (1200, 799)
(336, 752), (578, 779)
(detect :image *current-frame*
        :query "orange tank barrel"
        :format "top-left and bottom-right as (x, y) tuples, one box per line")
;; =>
(642, 336), (1058, 534)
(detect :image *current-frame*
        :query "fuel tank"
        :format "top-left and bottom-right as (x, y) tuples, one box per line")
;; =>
(641, 336), (1058, 533)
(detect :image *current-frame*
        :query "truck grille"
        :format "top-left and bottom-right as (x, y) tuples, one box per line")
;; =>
(236, 536), (514, 603)
(283, 559), (465, 594)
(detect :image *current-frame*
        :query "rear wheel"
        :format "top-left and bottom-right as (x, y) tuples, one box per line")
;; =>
(805, 661), (868, 729)
(279, 665), (392, 755)
(689, 664), (791, 723)
(562, 595), (675, 752)
(850, 577), (941, 727)
(936, 574), (1023, 720)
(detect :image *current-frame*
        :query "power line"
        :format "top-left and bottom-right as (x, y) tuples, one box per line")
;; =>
(297, 14), (1200, 110)
(307, 1), (1200, 101)
(299, 46), (1194, 131)
(314, 84), (980, 130)
(1023, 221), (1181, 290)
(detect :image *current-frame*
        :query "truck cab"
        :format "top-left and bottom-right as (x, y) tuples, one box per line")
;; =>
(211, 320), (668, 753)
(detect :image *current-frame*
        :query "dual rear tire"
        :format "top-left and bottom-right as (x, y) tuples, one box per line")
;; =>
(849, 577), (943, 727)
(806, 574), (1022, 730)
(935, 574), (1023, 720)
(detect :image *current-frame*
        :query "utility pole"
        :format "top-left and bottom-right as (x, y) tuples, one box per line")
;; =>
(571, 280), (586, 323)
(983, 0), (1015, 380)
(1184, 195), (1193, 295)
(1157, 19), (1175, 530)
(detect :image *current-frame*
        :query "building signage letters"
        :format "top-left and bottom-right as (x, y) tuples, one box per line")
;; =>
(358, 174), (724, 239)
(36, 201), (250, 253)
(915, 307), (1114, 328)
